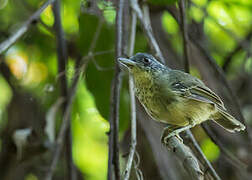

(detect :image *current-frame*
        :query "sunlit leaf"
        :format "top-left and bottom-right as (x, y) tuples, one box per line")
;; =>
(201, 138), (220, 162)
(72, 82), (109, 180)
(189, 6), (204, 23)
(162, 12), (179, 35)
(40, 5), (54, 27)
(0, 75), (12, 110)
(62, 0), (80, 33)
(191, 0), (207, 7)
(204, 18), (236, 53)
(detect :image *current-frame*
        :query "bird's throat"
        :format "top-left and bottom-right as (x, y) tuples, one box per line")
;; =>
(132, 70), (154, 89)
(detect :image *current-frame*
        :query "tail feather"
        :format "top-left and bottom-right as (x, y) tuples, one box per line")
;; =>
(212, 109), (246, 133)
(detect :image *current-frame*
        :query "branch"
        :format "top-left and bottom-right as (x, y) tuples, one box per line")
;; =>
(107, 0), (125, 179)
(178, 0), (190, 73)
(0, 0), (55, 55)
(185, 130), (221, 180)
(53, 0), (68, 97)
(178, 1), (220, 179)
(165, 136), (204, 180)
(52, 0), (76, 179)
(123, 11), (137, 180)
(45, 0), (76, 179)
(130, 0), (165, 63)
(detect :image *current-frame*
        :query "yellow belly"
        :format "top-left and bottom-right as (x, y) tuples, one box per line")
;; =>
(142, 96), (216, 127)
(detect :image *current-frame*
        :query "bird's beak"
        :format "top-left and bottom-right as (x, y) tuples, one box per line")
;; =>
(118, 57), (136, 69)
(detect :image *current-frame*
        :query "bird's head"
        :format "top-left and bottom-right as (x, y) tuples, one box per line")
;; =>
(118, 53), (165, 76)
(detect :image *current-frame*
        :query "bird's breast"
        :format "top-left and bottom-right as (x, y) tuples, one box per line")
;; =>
(134, 83), (170, 121)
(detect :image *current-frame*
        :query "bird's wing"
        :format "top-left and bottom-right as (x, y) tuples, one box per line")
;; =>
(186, 85), (225, 110)
(160, 70), (226, 110)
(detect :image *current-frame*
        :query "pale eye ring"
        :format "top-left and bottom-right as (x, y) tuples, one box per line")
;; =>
(143, 58), (150, 63)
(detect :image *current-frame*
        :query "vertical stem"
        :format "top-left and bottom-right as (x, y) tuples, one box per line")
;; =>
(179, 0), (190, 73)
(123, 11), (137, 180)
(45, 0), (76, 179)
(107, 0), (125, 179)
(178, 1), (221, 179)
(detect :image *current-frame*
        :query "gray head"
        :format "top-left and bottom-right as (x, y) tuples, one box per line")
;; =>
(118, 53), (166, 74)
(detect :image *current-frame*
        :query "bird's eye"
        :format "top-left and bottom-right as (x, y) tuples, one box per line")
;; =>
(143, 58), (150, 64)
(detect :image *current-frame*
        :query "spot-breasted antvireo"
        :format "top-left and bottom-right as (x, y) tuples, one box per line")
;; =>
(118, 53), (245, 143)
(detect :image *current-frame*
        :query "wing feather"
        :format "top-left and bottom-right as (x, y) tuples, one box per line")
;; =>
(189, 86), (226, 110)
(158, 70), (226, 110)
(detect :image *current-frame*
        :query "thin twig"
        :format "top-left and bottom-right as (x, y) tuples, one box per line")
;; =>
(45, 0), (76, 179)
(178, 0), (190, 73)
(130, 0), (165, 63)
(201, 123), (248, 171)
(88, 18), (104, 53)
(107, 0), (125, 179)
(133, 152), (144, 180)
(123, 10), (137, 180)
(52, 0), (76, 179)
(185, 130), (222, 180)
(0, 0), (55, 54)
(178, 1), (221, 179)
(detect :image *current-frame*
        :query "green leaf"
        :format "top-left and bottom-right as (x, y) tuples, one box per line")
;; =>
(201, 138), (220, 162)
(148, 0), (177, 5)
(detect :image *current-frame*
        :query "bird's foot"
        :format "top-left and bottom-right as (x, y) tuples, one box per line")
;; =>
(163, 133), (183, 144)
(161, 125), (184, 145)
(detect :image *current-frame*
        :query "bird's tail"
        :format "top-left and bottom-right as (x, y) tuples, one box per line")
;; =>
(211, 109), (246, 133)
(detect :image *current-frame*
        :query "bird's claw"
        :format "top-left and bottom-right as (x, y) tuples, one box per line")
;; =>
(162, 133), (183, 144)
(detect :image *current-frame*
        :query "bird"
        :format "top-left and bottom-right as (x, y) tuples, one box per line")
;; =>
(118, 53), (245, 143)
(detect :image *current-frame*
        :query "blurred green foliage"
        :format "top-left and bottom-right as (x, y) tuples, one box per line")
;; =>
(73, 82), (109, 180)
(0, 0), (251, 179)
(201, 138), (220, 162)
(148, 0), (177, 5)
